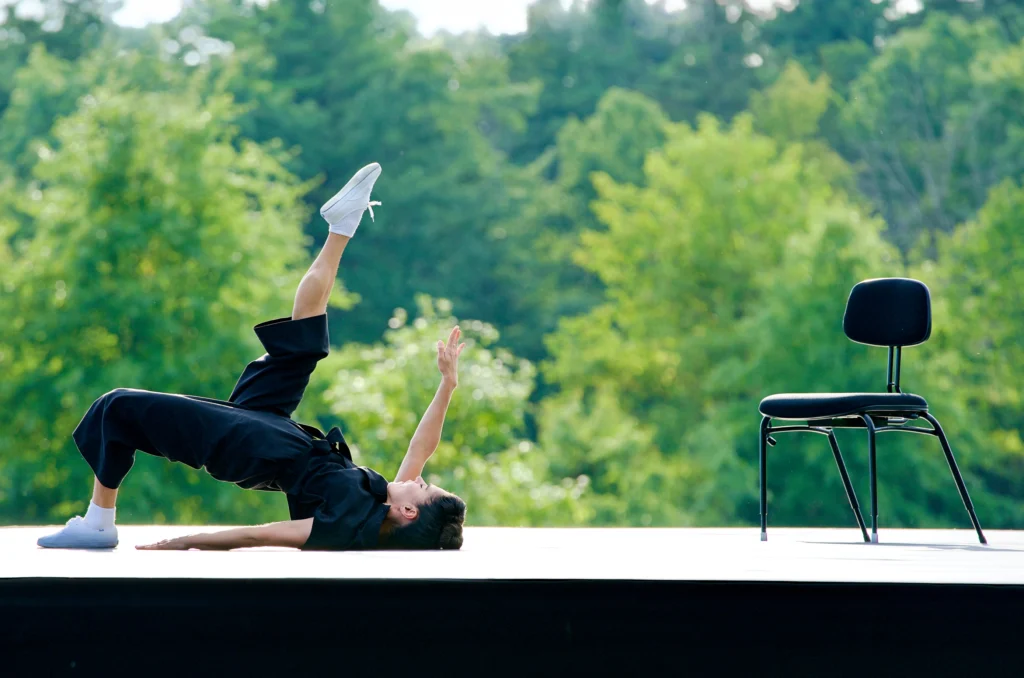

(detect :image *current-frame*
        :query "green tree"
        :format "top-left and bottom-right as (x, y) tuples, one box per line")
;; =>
(750, 60), (833, 144)
(749, 60), (858, 195)
(0, 79), (312, 525)
(0, 34), (222, 178)
(496, 87), (670, 360)
(916, 0), (1024, 42)
(537, 385), (683, 526)
(757, 0), (893, 78)
(0, 45), (93, 178)
(0, 0), (113, 117)
(913, 179), (1024, 527)
(192, 0), (538, 345)
(839, 13), (1024, 250)
(504, 0), (762, 163)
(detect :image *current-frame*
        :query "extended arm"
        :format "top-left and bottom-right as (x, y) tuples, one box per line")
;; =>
(394, 326), (465, 482)
(136, 518), (313, 550)
(395, 380), (455, 482)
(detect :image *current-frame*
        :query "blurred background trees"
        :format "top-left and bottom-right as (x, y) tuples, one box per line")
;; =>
(1, 0), (1022, 529)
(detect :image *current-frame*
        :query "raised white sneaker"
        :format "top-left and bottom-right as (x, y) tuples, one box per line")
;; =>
(320, 162), (382, 237)
(37, 516), (118, 549)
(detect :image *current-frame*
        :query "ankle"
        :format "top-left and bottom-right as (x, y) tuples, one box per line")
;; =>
(92, 477), (118, 508)
(84, 501), (116, 530)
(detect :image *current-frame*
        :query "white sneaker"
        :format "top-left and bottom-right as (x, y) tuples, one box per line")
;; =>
(37, 516), (118, 549)
(320, 162), (382, 237)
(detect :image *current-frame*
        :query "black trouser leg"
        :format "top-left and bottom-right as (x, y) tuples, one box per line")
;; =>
(826, 431), (870, 542)
(922, 413), (987, 545)
(759, 416), (770, 542)
(72, 388), (257, 490)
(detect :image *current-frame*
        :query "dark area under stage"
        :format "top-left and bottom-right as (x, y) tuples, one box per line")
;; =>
(3, 527), (1022, 675)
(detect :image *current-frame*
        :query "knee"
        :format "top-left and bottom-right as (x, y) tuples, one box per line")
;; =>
(77, 389), (138, 442)
(98, 388), (137, 410)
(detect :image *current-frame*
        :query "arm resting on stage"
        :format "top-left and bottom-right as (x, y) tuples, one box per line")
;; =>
(136, 519), (314, 550)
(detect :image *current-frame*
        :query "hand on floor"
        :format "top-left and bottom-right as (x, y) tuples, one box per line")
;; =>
(136, 535), (193, 550)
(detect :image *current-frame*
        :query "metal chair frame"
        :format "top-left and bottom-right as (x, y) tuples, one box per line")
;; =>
(759, 345), (987, 545)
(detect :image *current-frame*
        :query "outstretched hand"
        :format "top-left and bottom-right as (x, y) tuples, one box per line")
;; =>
(437, 326), (466, 387)
(136, 535), (194, 550)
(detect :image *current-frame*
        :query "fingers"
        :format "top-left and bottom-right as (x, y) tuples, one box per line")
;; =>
(446, 325), (460, 349)
(440, 326), (461, 356)
(136, 538), (183, 550)
(437, 327), (466, 363)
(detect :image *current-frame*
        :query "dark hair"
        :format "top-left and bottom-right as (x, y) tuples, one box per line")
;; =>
(382, 493), (467, 550)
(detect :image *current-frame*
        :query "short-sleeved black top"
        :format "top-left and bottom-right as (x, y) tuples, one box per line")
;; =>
(285, 450), (391, 551)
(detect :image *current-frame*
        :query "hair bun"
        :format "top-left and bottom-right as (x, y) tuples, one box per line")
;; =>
(438, 522), (464, 550)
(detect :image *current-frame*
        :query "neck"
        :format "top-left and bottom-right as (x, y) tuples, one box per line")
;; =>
(379, 516), (395, 540)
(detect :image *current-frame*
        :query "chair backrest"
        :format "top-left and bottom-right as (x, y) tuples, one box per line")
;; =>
(843, 278), (932, 348)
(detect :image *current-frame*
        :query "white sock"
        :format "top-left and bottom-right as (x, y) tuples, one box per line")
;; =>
(328, 212), (362, 237)
(84, 501), (116, 530)
(326, 201), (380, 238)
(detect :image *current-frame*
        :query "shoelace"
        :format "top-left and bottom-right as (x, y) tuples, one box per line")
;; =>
(367, 200), (381, 221)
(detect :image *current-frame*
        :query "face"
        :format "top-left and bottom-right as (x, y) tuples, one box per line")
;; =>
(386, 476), (449, 523)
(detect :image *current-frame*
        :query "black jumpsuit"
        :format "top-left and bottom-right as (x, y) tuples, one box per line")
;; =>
(72, 314), (390, 550)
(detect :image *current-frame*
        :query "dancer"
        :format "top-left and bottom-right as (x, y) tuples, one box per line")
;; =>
(37, 163), (467, 551)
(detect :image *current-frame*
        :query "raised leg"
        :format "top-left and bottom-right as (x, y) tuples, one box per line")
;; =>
(291, 233), (350, 320)
(826, 431), (870, 543)
(922, 413), (987, 545)
(860, 414), (879, 543)
(759, 416), (770, 541)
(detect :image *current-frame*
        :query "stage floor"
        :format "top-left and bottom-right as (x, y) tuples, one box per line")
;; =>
(3, 525), (1021, 585)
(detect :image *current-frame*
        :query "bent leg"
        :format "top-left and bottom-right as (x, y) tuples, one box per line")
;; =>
(292, 161), (381, 319)
(73, 388), (227, 489)
(226, 233), (347, 416)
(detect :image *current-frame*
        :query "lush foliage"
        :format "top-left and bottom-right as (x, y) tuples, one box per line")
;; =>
(1, 0), (1022, 529)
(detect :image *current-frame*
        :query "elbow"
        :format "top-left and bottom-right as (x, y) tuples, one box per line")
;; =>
(406, 443), (434, 462)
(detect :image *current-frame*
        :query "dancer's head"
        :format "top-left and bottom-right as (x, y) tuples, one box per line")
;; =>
(382, 477), (466, 550)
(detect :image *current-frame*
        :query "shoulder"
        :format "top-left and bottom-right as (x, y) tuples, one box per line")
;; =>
(356, 466), (389, 501)
(294, 462), (390, 551)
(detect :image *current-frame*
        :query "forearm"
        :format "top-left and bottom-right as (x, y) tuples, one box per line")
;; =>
(138, 519), (313, 551)
(393, 326), (464, 482)
(407, 379), (456, 460)
(181, 526), (263, 550)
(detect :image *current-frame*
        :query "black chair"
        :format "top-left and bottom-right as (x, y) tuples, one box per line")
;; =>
(757, 278), (986, 544)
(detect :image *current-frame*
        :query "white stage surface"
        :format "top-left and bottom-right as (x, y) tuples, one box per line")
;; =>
(3, 526), (1021, 585)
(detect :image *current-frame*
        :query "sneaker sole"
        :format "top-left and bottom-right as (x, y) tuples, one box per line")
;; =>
(37, 536), (119, 549)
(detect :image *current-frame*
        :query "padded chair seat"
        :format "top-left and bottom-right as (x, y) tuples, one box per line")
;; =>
(759, 392), (928, 420)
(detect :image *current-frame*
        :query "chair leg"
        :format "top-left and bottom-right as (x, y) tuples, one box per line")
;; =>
(922, 413), (987, 545)
(759, 416), (770, 541)
(826, 431), (870, 543)
(859, 414), (879, 543)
